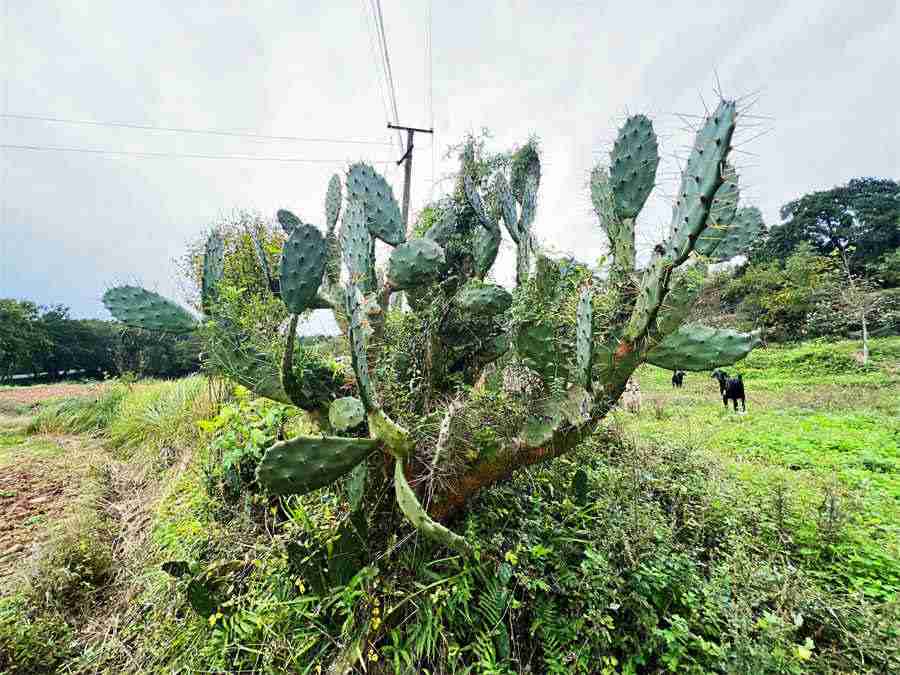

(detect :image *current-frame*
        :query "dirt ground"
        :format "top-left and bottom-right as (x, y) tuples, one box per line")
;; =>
(0, 391), (101, 584)
(0, 382), (102, 407)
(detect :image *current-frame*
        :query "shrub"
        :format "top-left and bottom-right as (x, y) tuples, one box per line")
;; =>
(0, 595), (74, 674)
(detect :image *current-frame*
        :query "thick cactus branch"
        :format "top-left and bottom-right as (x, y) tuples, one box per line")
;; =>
(619, 101), (737, 351)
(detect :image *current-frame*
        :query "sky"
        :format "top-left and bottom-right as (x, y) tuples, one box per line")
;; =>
(1, 0), (898, 326)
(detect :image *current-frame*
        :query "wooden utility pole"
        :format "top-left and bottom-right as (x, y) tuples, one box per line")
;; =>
(388, 122), (433, 236)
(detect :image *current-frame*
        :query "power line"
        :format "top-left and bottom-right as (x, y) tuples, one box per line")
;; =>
(0, 112), (393, 145)
(1, 143), (393, 164)
(360, 0), (393, 132)
(426, 0), (434, 201)
(372, 0), (403, 149)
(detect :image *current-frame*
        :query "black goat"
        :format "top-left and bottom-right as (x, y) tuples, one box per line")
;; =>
(671, 370), (686, 388)
(711, 369), (746, 411)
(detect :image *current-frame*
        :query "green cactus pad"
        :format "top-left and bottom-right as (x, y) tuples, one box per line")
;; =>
(609, 114), (659, 219)
(517, 321), (567, 380)
(325, 174), (342, 233)
(590, 166), (615, 232)
(280, 224), (327, 314)
(654, 263), (708, 337)
(473, 224), (501, 278)
(576, 287), (593, 389)
(346, 163), (404, 245)
(510, 142), (541, 205)
(394, 460), (471, 555)
(667, 100), (737, 263)
(345, 284), (378, 410)
(424, 209), (458, 246)
(386, 239), (446, 290)
(518, 174), (538, 236)
(103, 286), (198, 333)
(520, 399), (563, 447)
(645, 323), (762, 372)
(714, 206), (764, 261)
(201, 231), (225, 315)
(696, 164), (740, 257)
(277, 209), (301, 234)
(455, 283), (512, 318)
(329, 397), (366, 432)
(340, 199), (373, 285)
(256, 435), (378, 496)
(495, 173), (519, 241)
(463, 174), (499, 233)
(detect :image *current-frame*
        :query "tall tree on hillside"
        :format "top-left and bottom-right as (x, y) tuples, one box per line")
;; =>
(754, 178), (900, 273)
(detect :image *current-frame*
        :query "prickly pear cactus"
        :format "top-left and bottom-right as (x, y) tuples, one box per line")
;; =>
(101, 97), (766, 556)
(103, 286), (198, 334)
(280, 224), (327, 314)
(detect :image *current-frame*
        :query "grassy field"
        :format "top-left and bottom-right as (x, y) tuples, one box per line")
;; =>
(618, 338), (900, 600)
(0, 339), (898, 673)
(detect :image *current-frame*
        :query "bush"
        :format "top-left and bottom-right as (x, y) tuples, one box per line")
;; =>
(26, 513), (117, 616)
(0, 596), (74, 674)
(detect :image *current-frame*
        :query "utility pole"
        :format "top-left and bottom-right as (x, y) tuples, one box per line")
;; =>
(388, 122), (433, 236)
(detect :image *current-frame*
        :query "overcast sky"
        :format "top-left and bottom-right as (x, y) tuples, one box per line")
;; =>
(1, 1), (898, 322)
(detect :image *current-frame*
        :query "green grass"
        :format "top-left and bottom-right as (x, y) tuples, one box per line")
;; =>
(621, 337), (900, 600)
(4, 340), (899, 673)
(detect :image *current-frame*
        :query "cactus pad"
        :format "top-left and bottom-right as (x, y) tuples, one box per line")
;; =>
(424, 209), (459, 246)
(280, 224), (327, 314)
(463, 174), (498, 233)
(473, 224), (501, 278)
(696, 164), (740, 257)
(325, 174), (342, 233)
(256, 435), (378, 496)
(201, 231), (225, 315)
(103, 286), (198, 333)
(646, 323), (762, 372)
(576, 287), (593, 389)
(277, 209), (301, 234)
(517, 321), (567, 380)
(609, 114), (659, 219)
(340, 199), (373, 285)
(346, 163), (404, 245)
(386, 239), (446, 290)
(510, 142), (541, 204)
(714, 206), (764, 261)
(495, 173), (519, 240)
(394, 460), (471, 554)
(455, 283), (512, 318)
(345, 284), (377, 410)
(667, 100), (737, 262)
(329, 397), (366, 432)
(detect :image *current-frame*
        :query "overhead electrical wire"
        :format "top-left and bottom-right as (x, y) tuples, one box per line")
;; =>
(0, 112), (393, 145)
(371, 0), (403, 150)
(0, 143), (393, 165)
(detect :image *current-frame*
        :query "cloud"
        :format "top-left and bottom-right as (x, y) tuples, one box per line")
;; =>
(1, 1), (897, 318)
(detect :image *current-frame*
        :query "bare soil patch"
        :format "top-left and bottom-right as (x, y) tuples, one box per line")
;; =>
(0, 382), (103, 407)
(0, 422), (100, 585)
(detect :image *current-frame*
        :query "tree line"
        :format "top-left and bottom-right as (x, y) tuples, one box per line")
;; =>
(0, 300), (200, 383)
(701, 177), (900, 342)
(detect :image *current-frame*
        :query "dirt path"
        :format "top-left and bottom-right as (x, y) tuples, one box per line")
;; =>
(0, 382), (102, 408)
(0, 390), (104, 585)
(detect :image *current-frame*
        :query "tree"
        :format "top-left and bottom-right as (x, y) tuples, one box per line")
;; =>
(755, 178), (900, 274)
(103, 101), (765, 555)
(834, 247), (884, 365)
(0, 299), (47, 380)
(724, 243), (839, 340)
